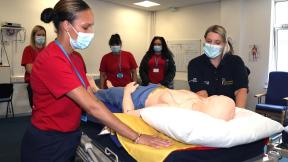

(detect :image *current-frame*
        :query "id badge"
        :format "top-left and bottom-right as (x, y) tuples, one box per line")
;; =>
(117, 73), (124, 78)
(153, 68), (159, 73)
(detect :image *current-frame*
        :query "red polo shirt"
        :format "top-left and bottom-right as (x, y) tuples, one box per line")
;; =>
(21, 45), (44, 83)
(99, 51), (138, 87)
(30, 41), (89, 132)
(148, 54), (166, 84)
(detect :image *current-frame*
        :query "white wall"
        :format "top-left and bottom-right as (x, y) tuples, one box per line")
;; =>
(155, 2), (221, 80)
(0, 0), (151, 116)
(0, 0), (58, 78)
(155, 2), (220, 40)
(154, 0), (272, 110)
(221, 0), (272, 109)
(0, 0), (58, 116)
(220, 0), (242, 55)
(0, 0), (273, 115)
(0, 0), (151, 77)
(82, 0), (151, 74)
(239, 0), (272, 110)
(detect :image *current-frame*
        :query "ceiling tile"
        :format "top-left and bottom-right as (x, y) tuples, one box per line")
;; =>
(99, 0), (219, 11)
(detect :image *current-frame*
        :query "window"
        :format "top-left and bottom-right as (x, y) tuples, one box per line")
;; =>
(271, 0), (288, 72)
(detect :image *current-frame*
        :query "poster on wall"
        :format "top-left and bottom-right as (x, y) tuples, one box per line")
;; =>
(248, 44), (259, 62)
(167, 40), (201, 72)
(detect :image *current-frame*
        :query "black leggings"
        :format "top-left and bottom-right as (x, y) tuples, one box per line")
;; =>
(26, 85), (33, 108)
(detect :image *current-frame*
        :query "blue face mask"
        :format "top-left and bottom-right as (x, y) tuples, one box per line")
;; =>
(203, 43), (223, 58)
(111, 45), (121, 53)
(153, 45), (162, 53)
(35, 36), (45, 45)
(67, 25), (94, 50)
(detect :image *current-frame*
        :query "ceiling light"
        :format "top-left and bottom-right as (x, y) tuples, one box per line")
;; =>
(133, 1), (160, 8)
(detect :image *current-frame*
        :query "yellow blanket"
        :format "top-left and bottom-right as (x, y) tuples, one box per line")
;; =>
(114, 113), (200, 162)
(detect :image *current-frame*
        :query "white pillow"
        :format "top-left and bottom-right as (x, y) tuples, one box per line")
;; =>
(140, 107), (283, 148)
(284, 126), (288, 132)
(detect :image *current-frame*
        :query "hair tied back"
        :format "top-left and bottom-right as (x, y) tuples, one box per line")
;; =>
(41, 8), (55, 23)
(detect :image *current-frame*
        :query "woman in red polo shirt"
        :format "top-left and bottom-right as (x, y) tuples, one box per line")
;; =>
(20, 1), (170, 162)
(139, 36), (176, 88)
(99, 34), (138, 89)
(21, 25), (46, 108)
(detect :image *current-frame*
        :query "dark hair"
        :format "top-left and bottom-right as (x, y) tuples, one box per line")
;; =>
(40, 0), (90, 31)
(145, 36), (174, 58)
(109, 34), (122, 46)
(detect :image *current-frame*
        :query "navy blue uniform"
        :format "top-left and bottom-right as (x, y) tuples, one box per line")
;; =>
(188, 53), (248, 101)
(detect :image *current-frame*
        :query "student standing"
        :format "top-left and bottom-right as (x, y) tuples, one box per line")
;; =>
(21, 1), (170, 161)
(99, 34), (138, 89)
(139, 36), (176, 88)
(21, 25), (46, 108)
(188, 25), (248, 108)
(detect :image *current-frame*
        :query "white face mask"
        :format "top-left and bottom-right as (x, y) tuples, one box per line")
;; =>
(35, 36), (45, 45)
(153, 45), (162, 53)
(67, 25), (94, 50)
(203, 43), (223, 58)
(111, 45), (121, 53)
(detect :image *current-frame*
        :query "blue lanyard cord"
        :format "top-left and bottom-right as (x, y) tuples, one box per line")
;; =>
(55, 40), (88, 122)
(55, 40), (87, 89)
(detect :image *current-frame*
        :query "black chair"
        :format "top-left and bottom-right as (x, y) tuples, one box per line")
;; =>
(254, 71), (288, 125)
(0, 83), (14, 118)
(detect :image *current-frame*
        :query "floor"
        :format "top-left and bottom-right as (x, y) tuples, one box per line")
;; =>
(0, 115), (30, 162)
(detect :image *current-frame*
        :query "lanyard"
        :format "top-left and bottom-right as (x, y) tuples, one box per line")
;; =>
(55, 40), (87, 89)
(118, 52), (122, 72)
(55, 40), (88, 122)
(154, 55), (159, 67)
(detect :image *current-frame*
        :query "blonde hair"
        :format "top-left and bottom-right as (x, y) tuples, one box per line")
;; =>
(204, 25), (233, 55)
(30, 25), (46, 49)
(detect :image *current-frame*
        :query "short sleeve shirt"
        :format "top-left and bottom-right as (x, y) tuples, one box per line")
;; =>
(148, 54), (166, 84)
(188, 54), (248, 101)
(30, 41), (89, 132)
(99, 51), (138, 87)
(21, 45), (43, 83)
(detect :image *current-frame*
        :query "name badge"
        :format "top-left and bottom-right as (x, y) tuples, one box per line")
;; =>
(153, 68), (159, 73)
(223, 80), (234, 86)
(116, 73), (123, 78)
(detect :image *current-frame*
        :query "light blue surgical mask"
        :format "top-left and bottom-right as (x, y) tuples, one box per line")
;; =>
(67, 25), (94, 50)
(153, 45), (162, 53)
(203, 43), (223, 58)
(35, 36), (45, 45)
(111, 45), (121, 53)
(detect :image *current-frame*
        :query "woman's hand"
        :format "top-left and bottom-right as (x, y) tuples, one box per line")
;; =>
(124, 82), (139, 94)
(136, 134), (172, 148)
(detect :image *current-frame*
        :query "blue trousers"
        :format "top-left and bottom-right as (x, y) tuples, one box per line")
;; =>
(21, 124), (81, 162)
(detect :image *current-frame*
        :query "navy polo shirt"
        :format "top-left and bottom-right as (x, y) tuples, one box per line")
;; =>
(187, 53), (248, 101)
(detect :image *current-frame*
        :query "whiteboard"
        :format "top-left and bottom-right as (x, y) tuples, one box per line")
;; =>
(167, 40), (201, 72)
